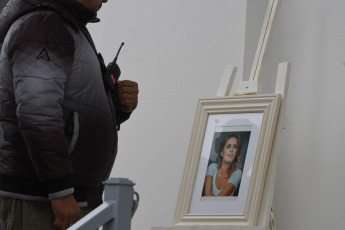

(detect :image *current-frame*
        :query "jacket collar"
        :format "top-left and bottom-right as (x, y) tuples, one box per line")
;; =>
(0, 0), (99, 43)
(39, 0), (100, 26)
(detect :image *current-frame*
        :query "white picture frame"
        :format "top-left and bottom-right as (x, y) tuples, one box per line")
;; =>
(174, 94), (281, 226)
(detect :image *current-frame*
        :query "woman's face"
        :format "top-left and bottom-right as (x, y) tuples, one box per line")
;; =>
(221, 137), (238, 163)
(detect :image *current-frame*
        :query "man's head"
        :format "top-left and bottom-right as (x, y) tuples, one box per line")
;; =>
(75, 0), (108, 13)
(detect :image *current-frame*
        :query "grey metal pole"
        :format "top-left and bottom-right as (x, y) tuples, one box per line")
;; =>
(68, 178), (139, 230)
(103, 178), (138, 230)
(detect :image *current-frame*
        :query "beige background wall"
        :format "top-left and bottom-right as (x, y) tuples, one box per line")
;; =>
(89, 0), (345, 230)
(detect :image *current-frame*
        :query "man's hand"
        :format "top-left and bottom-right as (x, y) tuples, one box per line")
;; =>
(51, 194), (81, 230)
(117, 80), (139, 111)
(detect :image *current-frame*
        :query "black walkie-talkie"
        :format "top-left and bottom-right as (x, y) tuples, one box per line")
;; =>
(103, 42), (124, 102)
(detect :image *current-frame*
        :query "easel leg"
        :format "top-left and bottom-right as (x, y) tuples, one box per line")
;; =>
(216, 65), (237, 97)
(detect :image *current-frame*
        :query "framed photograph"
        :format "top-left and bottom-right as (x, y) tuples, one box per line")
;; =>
(173, 94), (281, 226)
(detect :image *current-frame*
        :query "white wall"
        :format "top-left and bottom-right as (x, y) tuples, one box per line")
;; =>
(261, 1), (345, 229)
(88, 0), (345, 230)
(89, 1), (246, 229)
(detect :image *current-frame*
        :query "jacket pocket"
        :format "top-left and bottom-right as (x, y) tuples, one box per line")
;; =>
(67, 112), (80, 154)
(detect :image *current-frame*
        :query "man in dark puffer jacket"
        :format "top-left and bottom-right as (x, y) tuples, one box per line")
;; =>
(0, 3), (8, 230)
(0, 0), (139, 229)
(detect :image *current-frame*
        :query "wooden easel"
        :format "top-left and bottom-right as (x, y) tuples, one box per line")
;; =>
(215, 0), (289, 226)
(152, 62), (290, 230)
(153, 0), (288, 229)
(214, 61), (290, 230)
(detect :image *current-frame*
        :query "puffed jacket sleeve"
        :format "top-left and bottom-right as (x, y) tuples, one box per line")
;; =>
(8, 11), (75, 199)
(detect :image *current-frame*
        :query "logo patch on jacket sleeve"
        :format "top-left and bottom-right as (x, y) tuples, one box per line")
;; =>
(37, 48), (50, 61)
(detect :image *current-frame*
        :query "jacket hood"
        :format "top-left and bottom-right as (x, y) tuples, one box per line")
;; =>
(0, 0), (99, 43)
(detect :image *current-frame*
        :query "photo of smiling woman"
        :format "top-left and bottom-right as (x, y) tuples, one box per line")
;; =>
(203, 133), (245, 197)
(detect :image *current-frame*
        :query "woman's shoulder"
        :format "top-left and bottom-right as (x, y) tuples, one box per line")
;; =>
(206, 163), (218, 175)
(228, 168), (243, 186)
(208, 163), (217, 169)
(233, 168), (243, 176)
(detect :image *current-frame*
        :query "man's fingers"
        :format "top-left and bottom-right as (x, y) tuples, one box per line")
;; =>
(61, 218), (69, 230)
(118, 81), (139, 93)
(54, 217), (62, 229)
(51, 195), (81, 230)
(70, 213), (81, 226)
(118, 86), (139, 95)
(117, 80), (139, 111)
(54, 215), (80, 230)
(118, 80), (138, 87)
(119, 92), (138, 101)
